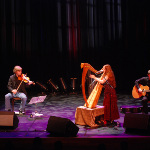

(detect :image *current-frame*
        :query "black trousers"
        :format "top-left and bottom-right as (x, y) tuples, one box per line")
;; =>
(142, 96), (150, 114)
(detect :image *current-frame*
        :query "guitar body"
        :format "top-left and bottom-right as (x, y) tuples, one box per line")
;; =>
(132, 84), (149, 98)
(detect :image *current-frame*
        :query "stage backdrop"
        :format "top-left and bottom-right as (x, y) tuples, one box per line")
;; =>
(0, 0), (150, 96)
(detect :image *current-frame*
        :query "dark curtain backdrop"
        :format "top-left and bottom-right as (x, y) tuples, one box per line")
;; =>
(0, 0), (150, 96)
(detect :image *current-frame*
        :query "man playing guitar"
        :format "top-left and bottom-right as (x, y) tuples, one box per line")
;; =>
(134, 70), (150, 114)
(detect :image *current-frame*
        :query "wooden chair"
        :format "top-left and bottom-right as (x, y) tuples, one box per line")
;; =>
(11, 97), (21, 112)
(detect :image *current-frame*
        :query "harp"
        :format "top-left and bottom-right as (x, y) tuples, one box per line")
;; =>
(81, 63), (104, 108)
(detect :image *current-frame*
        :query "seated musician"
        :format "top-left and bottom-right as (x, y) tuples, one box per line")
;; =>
(135, 70), (150, 114)
(5, 66), (33, 114)
(89, 64), (120, 125)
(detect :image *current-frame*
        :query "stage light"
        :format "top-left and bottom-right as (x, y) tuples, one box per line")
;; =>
(36, 81), (48, 91)
(47, 79), (59, 91)
(60, 77), (67, 91)
(70, 78), (77, 94)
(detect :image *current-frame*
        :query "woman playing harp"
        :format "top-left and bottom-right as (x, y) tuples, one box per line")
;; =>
(89, 64), (120, 125)
(81, 63), (119, 125)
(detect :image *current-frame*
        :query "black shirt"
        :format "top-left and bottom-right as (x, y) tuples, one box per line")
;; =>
(7, 74), (29, 95)
(135, 77), (150, 97)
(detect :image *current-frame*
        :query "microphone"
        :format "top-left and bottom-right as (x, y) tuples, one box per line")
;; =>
(89, 79), (96, 88)
(95, 70), (103, 75)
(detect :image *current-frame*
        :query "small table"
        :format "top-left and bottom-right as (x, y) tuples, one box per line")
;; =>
(75, 105), (104, 127)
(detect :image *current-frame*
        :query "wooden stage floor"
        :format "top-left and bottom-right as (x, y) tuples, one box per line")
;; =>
(0, 93), (150, 150)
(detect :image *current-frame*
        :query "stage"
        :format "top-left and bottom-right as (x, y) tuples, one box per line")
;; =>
(1, 0), (150, 149)
(0, 93), (150, 150)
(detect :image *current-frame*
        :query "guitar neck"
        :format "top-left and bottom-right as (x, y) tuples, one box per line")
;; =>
(144, 90), (150, 93)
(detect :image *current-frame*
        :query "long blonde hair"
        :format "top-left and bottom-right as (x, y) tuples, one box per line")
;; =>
(102, 64), (116, 88)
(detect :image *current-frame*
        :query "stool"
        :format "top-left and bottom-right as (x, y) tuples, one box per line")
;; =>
(11, 97), (21, 112)
(75, 105), (104, 127)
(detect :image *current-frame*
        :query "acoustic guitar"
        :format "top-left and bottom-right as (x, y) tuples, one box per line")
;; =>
(132, 84), (150, 98)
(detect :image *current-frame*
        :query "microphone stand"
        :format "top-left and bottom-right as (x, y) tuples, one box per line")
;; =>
(89, 71), (103, 88)
(89, 79), (96, 88)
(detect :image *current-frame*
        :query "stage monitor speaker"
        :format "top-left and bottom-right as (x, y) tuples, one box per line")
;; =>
(46, 116), (79, 137)
(0, 111), (19, 129)
(123, 113), (150, 132)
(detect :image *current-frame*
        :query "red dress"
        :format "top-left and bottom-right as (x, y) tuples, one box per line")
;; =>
(103, 84), (120, 121)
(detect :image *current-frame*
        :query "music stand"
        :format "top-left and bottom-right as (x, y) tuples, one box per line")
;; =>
(28, 95), (47, 118)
